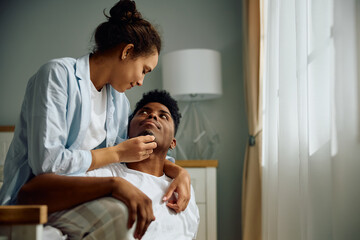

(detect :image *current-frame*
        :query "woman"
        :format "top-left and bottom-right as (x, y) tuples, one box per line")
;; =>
(0, 0), (190, 234)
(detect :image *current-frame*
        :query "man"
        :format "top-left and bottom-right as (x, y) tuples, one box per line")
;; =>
(18, 90), (199, 240)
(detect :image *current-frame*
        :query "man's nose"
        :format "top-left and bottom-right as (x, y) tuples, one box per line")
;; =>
(147, 113), (157, 120)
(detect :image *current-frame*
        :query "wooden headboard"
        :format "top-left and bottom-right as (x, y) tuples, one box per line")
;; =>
(0, 126), (15, 132)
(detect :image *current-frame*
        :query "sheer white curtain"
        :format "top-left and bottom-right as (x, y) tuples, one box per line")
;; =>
(331, 0), (360, 238)
(262, 0), (360, 239)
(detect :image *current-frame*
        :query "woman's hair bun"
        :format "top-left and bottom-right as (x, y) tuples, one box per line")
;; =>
(93, 0), (161, 56)
(108, 0), (142, 24)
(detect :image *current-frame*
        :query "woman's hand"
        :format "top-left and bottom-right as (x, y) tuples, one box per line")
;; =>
(89, 135), (157, 171)
(162, 163), (191, 213)
(111, 177), (155, 239)
(116, 135), (157, 163)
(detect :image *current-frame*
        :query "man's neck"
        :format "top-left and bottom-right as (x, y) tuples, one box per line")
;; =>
(126, 152), (167, 177)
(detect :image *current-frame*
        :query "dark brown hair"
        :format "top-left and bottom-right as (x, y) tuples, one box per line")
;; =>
(93, 0), (161, 57)
(129, 90), (181, 135)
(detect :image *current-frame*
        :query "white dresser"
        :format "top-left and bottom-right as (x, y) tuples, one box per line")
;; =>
(0, 126), (14, 188)
(175, 160), (218, 240)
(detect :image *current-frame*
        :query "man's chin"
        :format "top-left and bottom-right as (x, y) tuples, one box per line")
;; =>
(138, 130), (155, 137)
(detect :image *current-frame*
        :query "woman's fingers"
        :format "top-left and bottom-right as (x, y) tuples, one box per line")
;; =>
(144, 141), (157, 150)
(143, 149), (153, 156)
(163, 170), (191, 213)
(175, 193), (189, 212)
(140, 135), (156, 143)
(165, 195), (186, 213)
(116, 135), (157, 163)
(163, 181), (177, 201)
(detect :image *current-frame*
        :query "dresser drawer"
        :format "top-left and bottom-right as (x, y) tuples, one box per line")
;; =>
(196, 203), (206, 240)
(187, 168), (206, 204)
(0, 131), (14, 184)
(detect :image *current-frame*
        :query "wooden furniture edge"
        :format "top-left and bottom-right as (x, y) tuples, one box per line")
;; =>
(0, 205), (48, 224)
(175, 160), (218, 168)
(0, 126), (15, 132)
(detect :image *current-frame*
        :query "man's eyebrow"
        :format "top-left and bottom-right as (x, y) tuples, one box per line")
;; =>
(159, 109), (171, 116)
(137, 106), (171, 117)
(137, 106), (151, 112)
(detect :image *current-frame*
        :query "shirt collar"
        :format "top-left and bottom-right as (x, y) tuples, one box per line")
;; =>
(75, 54), (91, 81)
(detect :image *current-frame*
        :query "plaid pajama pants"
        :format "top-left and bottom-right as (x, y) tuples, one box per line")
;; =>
(47, 197), (136, 240)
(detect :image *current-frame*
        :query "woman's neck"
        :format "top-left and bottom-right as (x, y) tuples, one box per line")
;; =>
(89, 52), (112, 91)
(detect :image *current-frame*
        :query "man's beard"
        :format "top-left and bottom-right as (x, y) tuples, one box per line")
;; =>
(138, 130), (155, 137)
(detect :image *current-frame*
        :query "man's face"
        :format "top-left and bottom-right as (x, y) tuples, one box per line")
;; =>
(129, 102), (176, 150)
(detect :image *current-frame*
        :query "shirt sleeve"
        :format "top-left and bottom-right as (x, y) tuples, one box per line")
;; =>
(165, 155), (175, 163)
(25, 61), (92, 176)
(115, 92), (131, 145)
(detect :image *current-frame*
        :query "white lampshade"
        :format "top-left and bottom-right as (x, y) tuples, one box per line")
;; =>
(162, 49), (222, 101)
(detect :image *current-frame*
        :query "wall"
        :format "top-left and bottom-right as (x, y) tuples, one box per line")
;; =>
(0, 0), (247, 238)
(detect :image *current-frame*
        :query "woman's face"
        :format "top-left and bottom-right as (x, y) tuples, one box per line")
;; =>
(109, 51), (159, 92)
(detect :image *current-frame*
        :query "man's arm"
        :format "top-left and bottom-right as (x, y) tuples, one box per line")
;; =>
(18, 174), (114, 213)
(17, 174), (154, 239)
(162, 161), (191, 212)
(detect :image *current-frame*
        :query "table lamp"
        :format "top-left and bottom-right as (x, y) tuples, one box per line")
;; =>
(162, 49), (222, 160)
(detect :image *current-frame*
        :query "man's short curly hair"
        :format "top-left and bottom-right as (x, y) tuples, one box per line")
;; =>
(129, 90), (182, 134)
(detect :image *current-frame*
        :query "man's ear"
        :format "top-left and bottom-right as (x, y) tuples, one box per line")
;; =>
(169, 138), (177, 150)
(121, 43), (134, 60)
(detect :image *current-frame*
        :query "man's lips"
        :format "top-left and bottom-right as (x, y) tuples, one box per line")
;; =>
(140, 120), (160, 129)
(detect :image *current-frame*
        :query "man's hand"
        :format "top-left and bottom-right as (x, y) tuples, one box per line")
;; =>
(162, 168), (191, 213)
(111, 177), (155, 239)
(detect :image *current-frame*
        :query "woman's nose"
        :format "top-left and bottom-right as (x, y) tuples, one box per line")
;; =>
(136, 78), (144, 86)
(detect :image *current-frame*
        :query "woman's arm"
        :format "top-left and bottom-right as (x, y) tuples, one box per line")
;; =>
(162, 160), (191, 213)
(26, 62), (88, 175)
(17, 174), (154, 239)
(88, 135), (157, 171)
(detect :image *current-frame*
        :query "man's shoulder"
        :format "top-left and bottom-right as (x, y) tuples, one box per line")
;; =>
(86, 163), (126, 177)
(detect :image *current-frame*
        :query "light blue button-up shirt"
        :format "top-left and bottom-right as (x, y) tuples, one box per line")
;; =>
(0, 55), (130, 205)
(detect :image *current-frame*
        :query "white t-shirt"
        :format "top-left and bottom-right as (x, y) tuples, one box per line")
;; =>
(86, 163), (200, 240)
(80, 81), (107, 150)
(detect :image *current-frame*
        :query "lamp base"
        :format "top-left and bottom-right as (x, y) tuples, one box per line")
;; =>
(171, 102), (219, 160)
